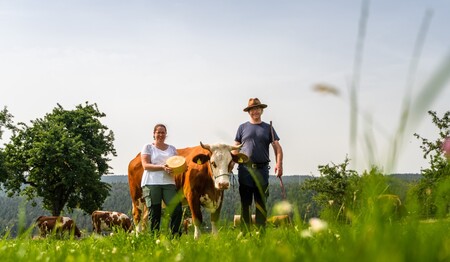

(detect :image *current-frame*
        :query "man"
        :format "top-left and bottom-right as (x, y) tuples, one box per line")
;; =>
(234, 97), (283, 234)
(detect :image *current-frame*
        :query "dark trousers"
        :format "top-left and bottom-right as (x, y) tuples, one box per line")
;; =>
(143, 184), (183, 237)
(149, 203), (182, 237)
(239, 183), (268, 232)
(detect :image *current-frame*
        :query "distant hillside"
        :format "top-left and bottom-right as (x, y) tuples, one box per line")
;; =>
(100, 173), (421, 184)
(101, 175), (128, 184)
(100, 175), (314, 185)
(389, 173), (422, 182)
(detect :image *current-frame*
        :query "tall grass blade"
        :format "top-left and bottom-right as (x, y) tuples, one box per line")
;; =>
(387, 10), (434, 172)
(349, 0), (370, 166)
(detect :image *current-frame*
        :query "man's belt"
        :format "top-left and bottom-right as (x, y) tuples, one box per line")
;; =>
(246, 162), (269, 169)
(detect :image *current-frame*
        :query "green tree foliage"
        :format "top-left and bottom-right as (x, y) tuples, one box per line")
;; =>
(300, 157), (360, 222)
(0, 107), (15, 184)
(2, 102), (116, 216)
(413, 110), (450, 218)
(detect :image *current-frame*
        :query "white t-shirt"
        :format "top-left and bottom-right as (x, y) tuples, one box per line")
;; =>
(140, 143), (177, 186)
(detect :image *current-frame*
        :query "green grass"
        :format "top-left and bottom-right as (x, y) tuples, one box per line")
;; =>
(1, 217), (449, 262)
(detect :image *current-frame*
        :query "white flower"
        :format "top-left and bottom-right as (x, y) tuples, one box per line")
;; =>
(309, 218), (328, 233)
(156, 239), (161, 245)
(272, 200), (293, 215)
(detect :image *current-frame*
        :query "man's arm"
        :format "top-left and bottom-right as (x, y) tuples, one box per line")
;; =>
(272, 140), (283, 177)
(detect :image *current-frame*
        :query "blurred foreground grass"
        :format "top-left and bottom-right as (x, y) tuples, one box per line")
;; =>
(1, 216), (449, 262)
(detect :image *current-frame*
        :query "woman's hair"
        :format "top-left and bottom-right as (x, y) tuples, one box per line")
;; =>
(153, 124), (167, 133)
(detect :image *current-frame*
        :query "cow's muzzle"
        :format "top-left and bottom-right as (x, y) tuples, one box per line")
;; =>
(215, 174), (230, 190)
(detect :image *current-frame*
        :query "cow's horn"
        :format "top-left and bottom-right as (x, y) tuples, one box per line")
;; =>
(200, 141), (211, 150)
(231, 143), (243, 151)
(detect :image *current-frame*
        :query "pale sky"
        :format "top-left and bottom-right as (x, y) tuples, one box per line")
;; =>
(1, 0), (449, 176)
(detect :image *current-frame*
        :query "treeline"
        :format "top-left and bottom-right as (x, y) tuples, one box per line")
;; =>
(0, 174), (419, 237)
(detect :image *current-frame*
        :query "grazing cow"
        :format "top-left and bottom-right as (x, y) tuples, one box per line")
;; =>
(35, 216), (81, 238)
(128, 142), (248, 239)
(91, 210), (132, 234)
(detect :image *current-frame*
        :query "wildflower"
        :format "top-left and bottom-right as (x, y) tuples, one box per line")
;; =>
(272, 200), (293, 215)
(300, 218), (329, 238)
(156, 239), (161, 245)
(309, 218), (328, 233)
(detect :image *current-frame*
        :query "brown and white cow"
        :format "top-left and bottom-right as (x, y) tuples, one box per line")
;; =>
(128, 142), (248, 239)
(35, 216), (81, 238)
(91, 210), (132, 234)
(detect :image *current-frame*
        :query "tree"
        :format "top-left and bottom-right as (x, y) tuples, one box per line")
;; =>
(300, 157), (360, 222)
(2, 102), (116, 216)
(413, 110), (450, 218)
(0, 107), (15, 184)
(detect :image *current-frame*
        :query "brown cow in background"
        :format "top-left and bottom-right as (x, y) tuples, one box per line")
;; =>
(91, 210), (132, 234)
(35, 216), (81, 238)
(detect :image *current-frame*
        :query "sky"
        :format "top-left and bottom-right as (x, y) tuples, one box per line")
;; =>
(1, 0), (449, 176)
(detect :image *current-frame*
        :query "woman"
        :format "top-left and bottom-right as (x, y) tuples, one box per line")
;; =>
(141, 123), (182, 237)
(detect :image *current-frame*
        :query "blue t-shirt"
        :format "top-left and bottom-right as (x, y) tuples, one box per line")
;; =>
(234, 121), (280, 164)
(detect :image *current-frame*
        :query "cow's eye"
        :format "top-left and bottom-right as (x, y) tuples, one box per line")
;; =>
(211, 161), (217, 168)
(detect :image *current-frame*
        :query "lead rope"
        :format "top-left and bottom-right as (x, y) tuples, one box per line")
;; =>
(271, 120), (286, 200)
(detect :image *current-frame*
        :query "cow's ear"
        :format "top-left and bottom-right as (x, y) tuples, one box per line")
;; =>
(232, 153), (249, 164)
(192, 154), (210, 164)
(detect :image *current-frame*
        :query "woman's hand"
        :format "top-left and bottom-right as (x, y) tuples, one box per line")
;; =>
(162, 164), (173, 174)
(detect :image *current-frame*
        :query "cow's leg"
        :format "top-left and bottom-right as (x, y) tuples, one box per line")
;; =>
(192, 215), (202, 240)
(210, 212), (219, 236)
(39, 224), (46, 237)
(132, 202), (142, 233)
(210, 192), (224, 236)
(94, 221), (100, 234)
(188, 196), (203, 240)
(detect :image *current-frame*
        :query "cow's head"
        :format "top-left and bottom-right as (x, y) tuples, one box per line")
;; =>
(198, 142), (248, 190)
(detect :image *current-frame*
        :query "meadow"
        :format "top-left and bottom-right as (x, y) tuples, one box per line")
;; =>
(1, 213), (449, 262)
(1, 2), (449, 261)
